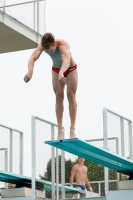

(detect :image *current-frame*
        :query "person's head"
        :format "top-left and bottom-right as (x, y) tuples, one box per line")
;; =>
(41, 32), (56, 54)
(78, 157), (85, 164)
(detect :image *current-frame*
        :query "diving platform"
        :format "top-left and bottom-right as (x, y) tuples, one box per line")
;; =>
(0, 10), (42, 53)
(45, 138), (133, 179)
(0, 197), (34, 200)
(0, 170), (79, 193)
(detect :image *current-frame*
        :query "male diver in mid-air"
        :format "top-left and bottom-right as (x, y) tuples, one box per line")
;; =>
(24, 33), (78, 140)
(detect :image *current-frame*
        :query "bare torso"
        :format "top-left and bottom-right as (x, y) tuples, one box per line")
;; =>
(74, 164), (88, 185)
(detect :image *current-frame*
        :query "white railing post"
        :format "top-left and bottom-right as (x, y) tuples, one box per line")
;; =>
(2, 0), (6, 22)
(37, 0), (39, 42)
(120, 117), (125, 157)
(9, 129), (13, 172)
(51, 125), (55, 200)
(61, 128), (65, 199)
(31, 115), (36, 200)
(98, 182), (101, 196)
(20, 132), (23, 174)
(129, 121), (133, 160)
(33, 1), (35, 31)
(56, 148), (59, 200)
(44, 0), (46, 33)
(103, 107), (109, 196)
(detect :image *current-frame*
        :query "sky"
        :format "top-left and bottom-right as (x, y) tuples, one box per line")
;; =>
(0, 0), (133, 176)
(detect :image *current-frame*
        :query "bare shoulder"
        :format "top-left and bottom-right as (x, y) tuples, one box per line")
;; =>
(37, 42), (44, 51)
(72, 164), (78, 170)
(56, 39), (70, 51)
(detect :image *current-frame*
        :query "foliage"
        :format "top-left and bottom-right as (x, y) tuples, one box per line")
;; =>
(40, 156), (117, 197)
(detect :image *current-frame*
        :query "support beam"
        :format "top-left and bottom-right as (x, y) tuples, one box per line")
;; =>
(0, 10), (42, 53)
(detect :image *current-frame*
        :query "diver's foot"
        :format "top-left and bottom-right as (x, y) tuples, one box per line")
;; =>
(57, 127), (64, 140)
(70, 128), (76, 139)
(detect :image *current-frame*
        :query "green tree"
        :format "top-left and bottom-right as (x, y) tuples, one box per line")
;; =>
(39, 156), (76, 198)
(40, 156), (117, 197)
(84, 160), (117, 195)
(40, 155), (76, 183)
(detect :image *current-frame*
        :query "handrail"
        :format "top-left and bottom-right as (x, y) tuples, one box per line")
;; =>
(0, 0), (44, 9)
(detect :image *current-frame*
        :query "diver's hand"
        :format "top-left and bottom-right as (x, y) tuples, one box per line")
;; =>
(58, 71), (67, 84)
(24, 71), (33, 83)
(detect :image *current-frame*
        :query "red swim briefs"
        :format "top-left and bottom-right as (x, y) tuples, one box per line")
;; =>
(52, 64), (77, 77)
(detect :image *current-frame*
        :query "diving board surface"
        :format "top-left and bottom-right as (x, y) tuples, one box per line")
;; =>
(0, 170), (79, 192)
(45, 138), (133, 178)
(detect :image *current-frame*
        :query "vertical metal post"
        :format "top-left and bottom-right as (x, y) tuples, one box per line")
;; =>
(120, 117), (125, 157)
(31, 116), (36, 200)
(129, 121), (133, 160)
(61, 128), (65, 199)
(99, 182), (101, 196)
(44, 0), (47, 33)
(116, 137), (120, 189)
(51, 125), (55, 200)
(37, 0), (39, 42)
(116, 137), (119, 155)
(56, 148), (59, 200)
(5, 148), (8, 188)
(9, 129), (13, 172)
(4, 148), (8, 172)
(20, 132), (23, 174)
(103, 107), (109, 196)
(2, 0), (6, 22)
(33, 1), (35, 31)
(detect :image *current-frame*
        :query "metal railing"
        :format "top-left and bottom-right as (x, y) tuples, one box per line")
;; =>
(0, 148), (8, 189)
(30, 107), (133, 199)
(0, 123), (23, 174)
(103, 107), (133, 195)
(0, 0), (46, 34)
(31, 115), (65, 200)
(66, 180), (117, 197)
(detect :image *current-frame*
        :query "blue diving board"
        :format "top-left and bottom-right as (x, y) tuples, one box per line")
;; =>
(0, 170), (79, 192)
(45, 138), (133, 178)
